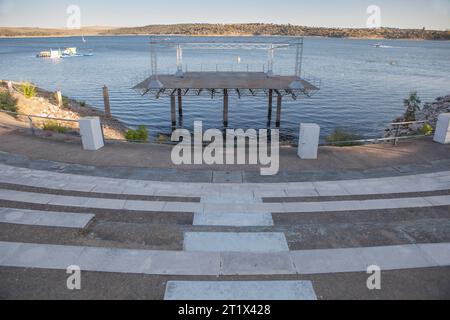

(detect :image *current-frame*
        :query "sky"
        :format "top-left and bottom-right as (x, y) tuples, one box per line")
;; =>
(0, 0), (449, 30)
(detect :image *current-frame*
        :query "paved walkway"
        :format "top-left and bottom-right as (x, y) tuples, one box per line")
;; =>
(1, 126), (450, 182)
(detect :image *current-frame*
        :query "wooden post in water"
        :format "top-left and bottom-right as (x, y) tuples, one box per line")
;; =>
(177, 89), (183, 117)
(103, 86), (111, 118)
(267, 89), (273, 123)
(7, 81), (13, 94)
(55, 91), (63, 108)
(276, 94), (282, 128)
(170, 95), (177, 127)
(223, 89), (229, 128)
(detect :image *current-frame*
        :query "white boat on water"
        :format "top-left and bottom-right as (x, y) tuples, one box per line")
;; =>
(63, 47), (78, 56)
(37, 47), (93, 59)
(36, 49), (62, 59)
(61, 48), (93, 57)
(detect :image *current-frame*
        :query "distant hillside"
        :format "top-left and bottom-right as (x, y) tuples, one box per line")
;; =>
(103, 23), (450, 40)
(0, 27), (111, 38)
(1, 24), (449, 40)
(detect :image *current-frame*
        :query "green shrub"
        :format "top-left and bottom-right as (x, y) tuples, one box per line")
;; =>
(403, 92), (421, 121)
(125, 126), (148, 142)
(79, 101), (86, 107)
(62, 96), (70, 109)
(326, 128), (363, 146)
(421, 123), (433, 136)
(21, 82), (36, 99)
(42, 121), (69, 134)
(0, 91), (18, 113)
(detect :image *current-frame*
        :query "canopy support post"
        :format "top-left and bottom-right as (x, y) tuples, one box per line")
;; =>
(223, 89), (229, 128)
(170, 94), (176, 127)
(267, 89), (273, 126)
(276, 94), (282, 128)
(177, 89), (183, 117)
(175, 44), (184, 77)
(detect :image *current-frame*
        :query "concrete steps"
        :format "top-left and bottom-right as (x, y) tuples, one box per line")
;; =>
(165, 281), (317, 300)
(0, 208), (94, 229)
(1, 188), (449, 214)
(1, 163), (450, 299)
(1, 241), (448, 276)
(1, 163), (450, 198)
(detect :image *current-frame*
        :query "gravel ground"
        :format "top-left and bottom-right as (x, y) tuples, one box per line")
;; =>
(1, 266), (449, 300)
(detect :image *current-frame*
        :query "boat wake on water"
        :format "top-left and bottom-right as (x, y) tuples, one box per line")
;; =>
(374, 42), (394, 48)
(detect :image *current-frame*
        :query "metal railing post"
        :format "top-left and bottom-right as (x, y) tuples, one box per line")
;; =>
(394, 124), (400, 146)
(28, 116), (35, 136)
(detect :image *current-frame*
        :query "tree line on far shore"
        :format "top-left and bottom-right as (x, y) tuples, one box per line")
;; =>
(103, 24), (450, 40)
(1, 24), (449, 40)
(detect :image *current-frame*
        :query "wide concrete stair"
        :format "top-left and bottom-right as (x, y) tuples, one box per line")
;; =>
(1, 163), (450, 300)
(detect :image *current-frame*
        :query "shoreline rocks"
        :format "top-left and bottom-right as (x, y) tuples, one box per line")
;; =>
(0, 80), (128, 140)
(384, 95), (450, 138)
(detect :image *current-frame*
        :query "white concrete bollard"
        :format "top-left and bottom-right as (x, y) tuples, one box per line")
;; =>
(78, 117), (104, 151)
(298, 123), (320, 160)
(434, 113), (450, 144)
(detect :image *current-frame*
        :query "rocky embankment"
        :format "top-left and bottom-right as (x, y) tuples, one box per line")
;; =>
(385, 95), (450, 138)
(0, 81), (127, 139)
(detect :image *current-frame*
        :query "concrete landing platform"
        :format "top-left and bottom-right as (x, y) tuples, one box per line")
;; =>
(164, 281), (317, 300)
(193, 213), (274, 227)
(183, 232), (289, 252)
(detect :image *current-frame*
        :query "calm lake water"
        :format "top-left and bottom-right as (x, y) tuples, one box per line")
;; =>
(0, 36), (449, 142)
